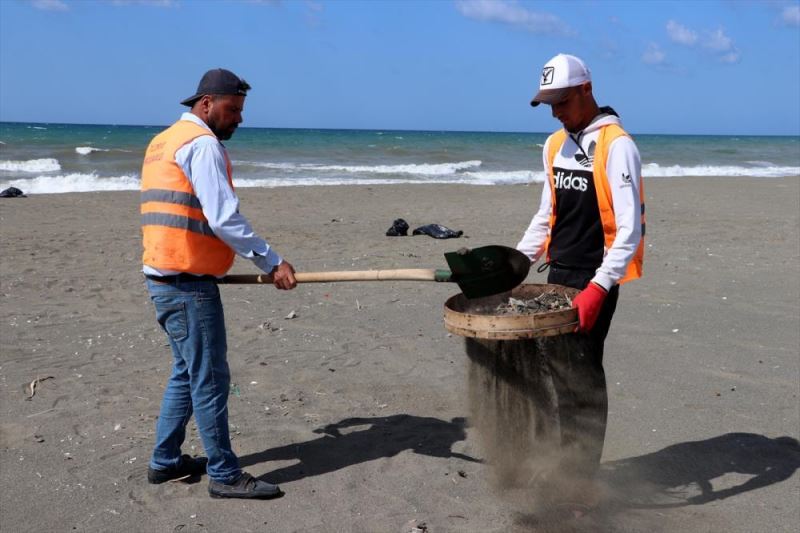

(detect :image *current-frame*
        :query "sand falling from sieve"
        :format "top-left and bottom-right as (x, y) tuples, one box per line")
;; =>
(445, 286), (610, 517)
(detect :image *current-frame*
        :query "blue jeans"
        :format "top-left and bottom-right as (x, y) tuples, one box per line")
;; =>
(146, 277), (241, 484)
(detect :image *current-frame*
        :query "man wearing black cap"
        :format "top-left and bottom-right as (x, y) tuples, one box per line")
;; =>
(141, 68), (297, 499)
(517, 54), (646, 479)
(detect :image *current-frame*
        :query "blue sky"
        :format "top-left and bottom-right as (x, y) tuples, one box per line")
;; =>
(1, 0), (799, 135)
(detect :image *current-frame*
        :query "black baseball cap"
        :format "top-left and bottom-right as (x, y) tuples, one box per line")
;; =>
(180, 68), (251, 107)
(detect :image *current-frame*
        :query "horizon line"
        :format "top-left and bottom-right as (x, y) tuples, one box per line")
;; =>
(1, 120), (799, 138)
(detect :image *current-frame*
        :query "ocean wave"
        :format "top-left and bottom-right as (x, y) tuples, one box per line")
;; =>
(0, 173), (139, 194)
(234, 178), (503, 188)
(643, 163), (800, 178)
(3, 163), (797, 194)
(237, 177), (419, 188)
(460, 170), (545, 185)
(237, 160), (483, 176)
(235, 170), (543, 188)
(75, 146), (133, 155)
(76, 146), (110, 155)
(0, 169), (540, 193)
(0, 158), (61, 173)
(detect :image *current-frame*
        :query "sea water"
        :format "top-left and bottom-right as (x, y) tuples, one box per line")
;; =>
(1, 122), (798, 194)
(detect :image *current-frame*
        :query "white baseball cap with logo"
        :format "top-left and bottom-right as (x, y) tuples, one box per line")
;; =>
(530, 53), (592, 107)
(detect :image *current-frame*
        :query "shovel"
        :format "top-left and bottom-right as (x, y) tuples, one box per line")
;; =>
(219, 245), (530, 299)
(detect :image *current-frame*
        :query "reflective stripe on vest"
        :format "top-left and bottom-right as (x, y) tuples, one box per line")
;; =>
(544, 124), (645, 284)
(140, 120), (235, 276)
(140, 212), (216, 237)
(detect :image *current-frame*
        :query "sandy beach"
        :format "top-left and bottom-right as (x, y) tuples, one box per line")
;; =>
(1, 178), (798, 532)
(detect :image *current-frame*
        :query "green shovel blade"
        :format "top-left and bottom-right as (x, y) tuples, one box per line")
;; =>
(443, 245), (531, 299)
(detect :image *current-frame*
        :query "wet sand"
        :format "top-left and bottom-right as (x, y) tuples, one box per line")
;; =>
(1, 178), (798, 532)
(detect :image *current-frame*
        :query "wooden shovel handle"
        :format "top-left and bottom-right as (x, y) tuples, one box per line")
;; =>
(220, 269), (441, 284)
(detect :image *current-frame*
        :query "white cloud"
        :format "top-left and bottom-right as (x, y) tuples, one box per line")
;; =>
(781, 5), (800, 27)
(666, 20), (698, 46)
(455, 0), (573, 36)
(111, 0), (176, 5)
(642, 42), (666, 65)
(31, 0), (179, 10)
(703, 27), (733, 52)
(664, 19), (741, 64)
(31, 0), (68, 10)
(699, 27), (741, 63)
(304, 0), (323, 27)
(701, 27), (740, 63)
(718, 50), (741, 64)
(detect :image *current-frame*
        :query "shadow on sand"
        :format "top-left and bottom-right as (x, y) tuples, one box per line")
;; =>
(513, 432), (800, 532)
(239, 422), (797, 531)
(238, 414), (479, 484)
(600, 432), (800, 508)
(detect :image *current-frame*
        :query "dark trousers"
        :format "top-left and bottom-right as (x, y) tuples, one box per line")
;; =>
(547, 264), (619, 475)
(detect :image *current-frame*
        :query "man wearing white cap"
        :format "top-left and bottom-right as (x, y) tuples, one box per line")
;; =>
(517, 53), (646, 476)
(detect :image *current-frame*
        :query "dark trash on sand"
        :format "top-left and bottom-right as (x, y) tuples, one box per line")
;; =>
(385, 218), (410, 236)
(412, 223), (463, 239)
(0, 187), (26, 198)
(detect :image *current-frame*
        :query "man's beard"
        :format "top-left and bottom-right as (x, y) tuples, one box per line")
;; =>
(212, 126), (235, 141)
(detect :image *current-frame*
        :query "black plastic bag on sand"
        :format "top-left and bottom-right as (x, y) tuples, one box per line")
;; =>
(0, 187), (26, 198)
(412, 224), (463, 239)
(386, 218), (410, 236)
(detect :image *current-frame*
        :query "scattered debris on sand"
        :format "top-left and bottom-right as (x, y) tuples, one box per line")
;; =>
(25, 375), (54, 400)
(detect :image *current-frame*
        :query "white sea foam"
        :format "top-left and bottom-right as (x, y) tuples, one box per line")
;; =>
(75, 146), (110, 155)
(643, 163), (800, 178)
(236, 177), (414, 188)
(0, 173), (139, 194)
(238, 160), (483, 176)
(234, 169), (543, 188)
(460, 170), (545, 185)
(2, 163), (796, 194)
(0, 158), (61, 173)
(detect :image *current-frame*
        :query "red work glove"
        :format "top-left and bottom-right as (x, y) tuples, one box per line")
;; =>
(572, 282), (608, 333)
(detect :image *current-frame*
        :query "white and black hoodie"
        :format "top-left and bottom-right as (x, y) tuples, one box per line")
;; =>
(516, 107), (643, 291)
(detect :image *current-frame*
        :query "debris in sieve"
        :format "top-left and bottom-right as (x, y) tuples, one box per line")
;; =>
(494, 290), (572, 315)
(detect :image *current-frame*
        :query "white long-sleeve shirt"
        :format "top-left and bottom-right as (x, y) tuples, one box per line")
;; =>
(143, 113), (283, 277)
(516, 113), (642, 290)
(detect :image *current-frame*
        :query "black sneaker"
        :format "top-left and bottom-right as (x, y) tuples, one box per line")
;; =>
(147, 454), (208, 484)
(208, 472), (283, 499)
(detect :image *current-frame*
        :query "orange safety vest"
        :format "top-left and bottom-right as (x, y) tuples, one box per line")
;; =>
(141, 120), (235, 276)
(544, 124), (645, 284)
